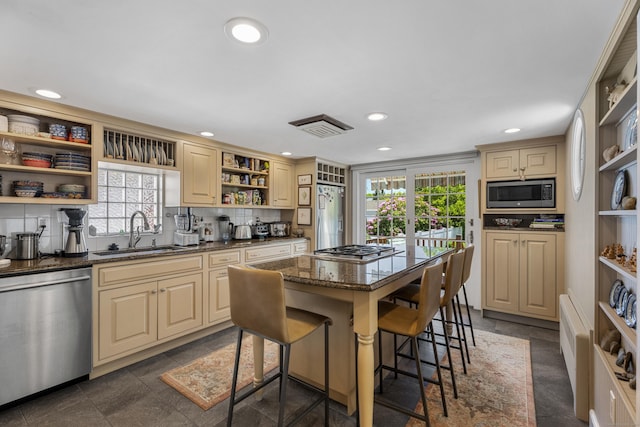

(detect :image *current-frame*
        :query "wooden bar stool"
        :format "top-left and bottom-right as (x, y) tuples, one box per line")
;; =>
(226, 264), (332, 427)
(373, 260), (446, 426)
(392, 250), (467, 391)
(458, 245), (476, 347)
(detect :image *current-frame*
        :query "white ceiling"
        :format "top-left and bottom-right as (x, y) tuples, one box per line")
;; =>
(1, 1), (626, 165)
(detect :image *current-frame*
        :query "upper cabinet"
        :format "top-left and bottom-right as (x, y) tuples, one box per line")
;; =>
(270, 160), (294, 208)
(0, 98), (97, 204)
(181, 142), (218, 206)
(478, 136), (565, 214)
(485, 145), (556, 180)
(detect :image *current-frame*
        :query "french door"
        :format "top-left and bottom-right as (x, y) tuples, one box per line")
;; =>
(361, 167), (471, 257)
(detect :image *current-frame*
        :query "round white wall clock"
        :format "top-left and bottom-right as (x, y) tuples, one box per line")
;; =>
(571, 109), (586, 201)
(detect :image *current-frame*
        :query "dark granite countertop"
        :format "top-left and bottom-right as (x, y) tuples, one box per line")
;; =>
(0, 237), (307, 278)
(250, 246), (453, 292)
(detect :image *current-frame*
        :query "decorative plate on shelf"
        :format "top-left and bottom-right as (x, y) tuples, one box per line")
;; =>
(623, 109), (638, 151)
(610, 170), (627, 210)
(625, 293), (636, 328)
(609, 279), (624, 308)
(617, 288), (629, 317)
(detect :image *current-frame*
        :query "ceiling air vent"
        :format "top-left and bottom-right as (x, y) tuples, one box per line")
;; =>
(288, 114), (353, 138)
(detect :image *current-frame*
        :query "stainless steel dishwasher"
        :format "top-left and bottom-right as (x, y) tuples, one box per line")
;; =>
(0, 267), (92, 406)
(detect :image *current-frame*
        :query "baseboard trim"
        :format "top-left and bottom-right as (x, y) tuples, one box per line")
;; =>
(482, 309), (559, 331)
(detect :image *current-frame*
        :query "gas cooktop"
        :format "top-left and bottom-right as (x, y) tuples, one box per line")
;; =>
(313, 245), (400, 263)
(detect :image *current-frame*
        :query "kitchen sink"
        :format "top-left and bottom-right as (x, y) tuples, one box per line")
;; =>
(93, 245), (186, 256)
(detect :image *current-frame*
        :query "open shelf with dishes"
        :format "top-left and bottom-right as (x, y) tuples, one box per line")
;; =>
(220, 152), (269, 206)
(593, 15), (638, 423)
(102, 129), (177, 169)
(0, 105), (95, 203)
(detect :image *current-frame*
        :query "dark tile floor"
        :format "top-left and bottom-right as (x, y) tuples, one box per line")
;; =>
(0, 309), (586, 426)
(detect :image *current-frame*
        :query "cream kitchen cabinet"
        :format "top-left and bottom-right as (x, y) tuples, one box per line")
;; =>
(245, 241), (293, 263)
(485, 145), (556, 180)
(484, 230), (563, 320)
(207, 248), (242, 325)
(93, 254), (204, 364)
(180, 142), (217, 206)
(270, 160), (294, 208)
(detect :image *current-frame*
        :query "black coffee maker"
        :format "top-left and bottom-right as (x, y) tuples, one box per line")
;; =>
(62, 208), (88, 257)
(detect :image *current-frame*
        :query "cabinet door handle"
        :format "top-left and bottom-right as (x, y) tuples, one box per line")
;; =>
(160, 288), (166, 293)
(151, 289), (157, 294)
(513, 240), (518, 244)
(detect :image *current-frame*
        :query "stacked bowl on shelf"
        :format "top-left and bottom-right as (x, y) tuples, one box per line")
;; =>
(13, 180), (43, 198)
(22, 152), (53, 168)
(57, 184), (85, 199)
(49, 124), (67, 140)
(7, 115), (39, 136)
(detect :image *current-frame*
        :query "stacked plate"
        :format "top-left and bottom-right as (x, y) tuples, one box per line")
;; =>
(57, 183), (86, 198)
(13, 180), (43, 197)
(22, 152), (53, 168)
(54, 152), (90, 171)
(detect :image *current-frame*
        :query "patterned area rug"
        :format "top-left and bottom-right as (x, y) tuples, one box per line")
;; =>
(160, 335), (279, 410)
(407, 329), (536, 427)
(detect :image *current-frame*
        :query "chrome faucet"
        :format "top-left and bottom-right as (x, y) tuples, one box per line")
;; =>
(129, 210), (150, 248)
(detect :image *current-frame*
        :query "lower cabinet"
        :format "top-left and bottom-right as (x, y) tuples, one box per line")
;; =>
(93, 239), (309, 372)
(207, 249), (241, 325)
(593, 346), (635, 426)
(94, 254), (204, 363)
(484, 231), (563, 320)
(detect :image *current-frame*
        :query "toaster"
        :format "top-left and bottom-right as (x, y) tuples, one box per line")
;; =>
(174, 232), (200, 246)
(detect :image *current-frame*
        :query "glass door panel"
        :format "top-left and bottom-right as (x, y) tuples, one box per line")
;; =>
(365, 175), (406, 248)
(414, 171), (466, 249)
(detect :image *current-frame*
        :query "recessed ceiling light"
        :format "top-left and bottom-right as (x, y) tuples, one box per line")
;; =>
(367, 112), (388, 121)
(199, 131), (214, 137)
(34, 89), (62, 99)
(504, 128), (521, 134)
(224, 17), (268, 44)
(377, 146), (392, 151)
(281, 151), (292, 156)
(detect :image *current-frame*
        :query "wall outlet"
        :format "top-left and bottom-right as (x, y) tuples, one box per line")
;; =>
(38, 217), (50, 230)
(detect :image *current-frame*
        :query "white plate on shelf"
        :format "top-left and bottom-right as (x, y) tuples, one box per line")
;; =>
(617, 288), (629, 317)
(625, 293), (636, 328)
(609, 279), (624, 308)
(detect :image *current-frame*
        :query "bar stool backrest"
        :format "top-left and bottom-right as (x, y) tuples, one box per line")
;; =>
(441, 250), (465, 306)
(461, 244), (474, 285)
(228, 264), (290, 343)
(414, 259), (444, 335)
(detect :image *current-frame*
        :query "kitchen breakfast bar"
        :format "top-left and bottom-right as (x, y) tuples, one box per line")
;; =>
(249, 245), (452, 427)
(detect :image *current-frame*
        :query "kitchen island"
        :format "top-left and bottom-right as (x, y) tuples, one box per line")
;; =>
(249, 245), (452, 427)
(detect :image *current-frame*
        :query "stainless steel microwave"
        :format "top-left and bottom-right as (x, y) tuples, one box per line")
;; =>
(486, 178), (555, 208)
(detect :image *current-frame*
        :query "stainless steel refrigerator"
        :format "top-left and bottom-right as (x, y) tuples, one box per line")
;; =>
(316, 184), (344, 250)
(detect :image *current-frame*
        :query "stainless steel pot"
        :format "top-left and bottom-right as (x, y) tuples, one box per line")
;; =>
(234, 224), (252, 240)
(15, 232), (39, 260)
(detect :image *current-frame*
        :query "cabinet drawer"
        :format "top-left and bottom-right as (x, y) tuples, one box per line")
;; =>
(98, 255), (203, 287)
(208, 250), (241, 268)
(293, 241), (308, 254)
(245, 244), (292, 262)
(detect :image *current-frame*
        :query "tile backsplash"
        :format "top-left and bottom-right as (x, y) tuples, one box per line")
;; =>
(0, 204), (283, 257)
